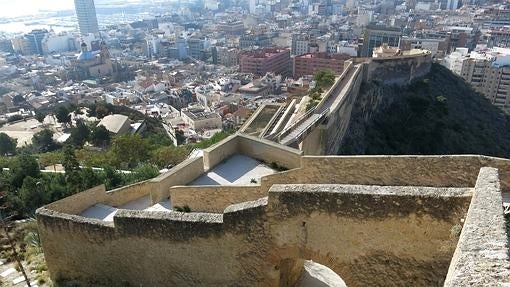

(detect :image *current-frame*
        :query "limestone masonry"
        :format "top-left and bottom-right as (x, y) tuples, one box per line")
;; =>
(36, 51), (510, 286)
(37, 134), (510, 286)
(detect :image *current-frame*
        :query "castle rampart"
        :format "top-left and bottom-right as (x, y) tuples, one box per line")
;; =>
(37, 135), (510, 287)
(299, 51), (433, 155)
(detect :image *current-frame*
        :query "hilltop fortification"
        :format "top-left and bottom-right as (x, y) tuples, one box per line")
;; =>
(36, 134), (510, 287)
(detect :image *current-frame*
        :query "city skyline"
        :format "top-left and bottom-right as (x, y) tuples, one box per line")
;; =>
(0, 0), (509, 285)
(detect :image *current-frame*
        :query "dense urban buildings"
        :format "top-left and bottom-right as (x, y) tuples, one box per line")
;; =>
(293, 52), (350, 78)
(360, 25), (402, 57)
(399, 36), (450, 58)
(74, 0), (100, 36)
(454, 48), (510, 112)
(1, 0), (510, 285)
(240, 48), (291, 77)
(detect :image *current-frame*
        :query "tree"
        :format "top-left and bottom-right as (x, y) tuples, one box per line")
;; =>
(19, 176), (46, 214)
(175, 129), (186, 145)
(69, 120), (90, 147)
(103, 165), (124, 190)
(90, 125), (111, 148)
(9, 154), (40, 189)
(80, 167), (103, 189)
(314, 70), (335, 89)
(0, 133), (16, 156)
(74, 106), (84, 115)
(12, 94), (24, 104)
(34, 112), (45, 124)
(150, 146), (188, 169)
(110, 134), (149, 169)
(55, 106), (71, 127)
(125, 164), (159, 183)
(62, 145), (80, 173)
(7, 114), (23, 123)
(32, 129), (57, 153)
(62, 146), (81, 192)
(96, 103), (111, 119)
(0, 193), (32, 287)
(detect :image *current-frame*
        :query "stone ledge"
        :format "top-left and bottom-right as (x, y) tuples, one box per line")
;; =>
(268, 184), (472, 220)
(115, 209), (223, 224)
(224, 197), (268, 214)
(36, 207), (114, 228)
(444, 167), (510, 286)
(269, 184), (473, 197)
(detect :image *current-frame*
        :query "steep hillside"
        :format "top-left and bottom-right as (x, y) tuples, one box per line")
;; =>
(339, 64), (510, 157)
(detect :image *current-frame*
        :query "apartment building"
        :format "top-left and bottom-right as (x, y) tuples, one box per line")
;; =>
(293, 52), (351, 79)
(458, 49), (510, 112)
(240, 48), (292, 77)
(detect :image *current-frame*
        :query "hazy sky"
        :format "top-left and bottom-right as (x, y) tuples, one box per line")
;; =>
(0, 0), (74, 18)
(0, 0), (149, 18)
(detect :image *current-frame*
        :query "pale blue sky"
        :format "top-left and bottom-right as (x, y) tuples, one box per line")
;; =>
(0, 0), (74, 18)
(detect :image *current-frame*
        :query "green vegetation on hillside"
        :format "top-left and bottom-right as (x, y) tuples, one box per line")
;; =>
(339, 64), (510, 157)
(306, 70), (335, 111)
(0, 101), (233, 219)
(0, 219), (49, 285)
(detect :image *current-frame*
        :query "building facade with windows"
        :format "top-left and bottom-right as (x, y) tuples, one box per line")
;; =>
(293, 52), (351, 79)
(240, 48), (291, 77)
(458, 49), (510, 112)
(74, 0), (99, 36)
(360, 25), (402, 57)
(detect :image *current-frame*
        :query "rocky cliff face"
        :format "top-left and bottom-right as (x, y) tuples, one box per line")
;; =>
(338, 64), (510, 157)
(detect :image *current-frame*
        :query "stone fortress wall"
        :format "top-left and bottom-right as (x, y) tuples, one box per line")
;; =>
(37, 133), (510, 287)
(36, 46), (508, 287)
(300, 50), (433, 155)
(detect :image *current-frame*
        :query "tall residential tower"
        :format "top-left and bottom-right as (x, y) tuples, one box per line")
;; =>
(74, 0), (99, 36)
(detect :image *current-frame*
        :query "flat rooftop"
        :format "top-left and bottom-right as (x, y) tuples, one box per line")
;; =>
(189, 154), (275, 185)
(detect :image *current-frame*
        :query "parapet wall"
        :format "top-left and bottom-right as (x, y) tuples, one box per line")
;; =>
(203, 134), (239, 170)
(37, 197), (271, 287)
(149, 156), (205, 204)
(204, 133), (302, 170)
(170, 154), (510, 214)
(263, 155), (510, 191)
(37, 153), (510, 286)
(46, 153), (510, 217)
(46, 134), (303, 216)
(237, 134), (302, 169)
(169, 185), (265, 213)
(365, 52), (432, 85)
(444, 167), (510, 286)
(38, 182), (474, 287)
(37, 133), (510, 287)
(267, 184), (471, 286)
